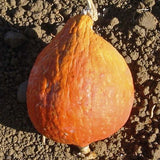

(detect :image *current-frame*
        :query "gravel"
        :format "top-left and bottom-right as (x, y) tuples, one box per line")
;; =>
(0, 0), (160, 160)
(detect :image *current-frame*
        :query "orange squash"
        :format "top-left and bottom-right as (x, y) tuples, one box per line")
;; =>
(27, 14), (134, 147)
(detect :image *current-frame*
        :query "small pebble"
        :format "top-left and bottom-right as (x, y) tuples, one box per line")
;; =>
(32, 26), (42, 38)
(143, 86), (150, 95)
(137, 12), (158, 30)
(17, 80), (28, 103)
(4, 31), (27, 48)
(155, 107), (160, 116)
(125, 56), (132, 64)
(152, 96), (158, 104)
(154, 81), (160, 94)
(56, 23), (65, 34)
(130, 51), (139, 61)
(110, 17), (119, 29)
(148, 134), (157, 143)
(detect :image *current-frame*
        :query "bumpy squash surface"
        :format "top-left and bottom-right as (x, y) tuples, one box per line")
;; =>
(27, 15), (134, 147)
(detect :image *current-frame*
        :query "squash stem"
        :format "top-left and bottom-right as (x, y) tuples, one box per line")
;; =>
(79, 145), (91, 154)
(79, 145), (97, 159)
(86, 0), (98, 21)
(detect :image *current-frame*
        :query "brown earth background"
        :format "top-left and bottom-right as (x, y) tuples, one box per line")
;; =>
(0, 0), (160, 159)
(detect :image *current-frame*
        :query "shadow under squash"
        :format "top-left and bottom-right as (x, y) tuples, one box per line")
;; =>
(0, 16), (46, 133)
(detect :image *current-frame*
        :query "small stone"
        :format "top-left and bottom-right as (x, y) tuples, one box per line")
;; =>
(146, 40), (152, 46)
(125, 56), (132, 64)
(152, 96), (158, 104)
(54, 146), (59, 152)
(143, 54), (148, 60)
(109, 32), (118, 44)
(42, 9), (48, 15)
(27, 11), (32, 17)
(155, 128), (159, 134)
(128, 30), (132, 39)
(50, 12), (55, 19)
(148, 133), (157, 143)
(143, 86), (149, 95)
(4, 31), (27, 48)
(154, 81), (160, 94)
(155, 108), (160, 115)
(135, 38), (142, 46)
(43, 17), (49, 23)
(110, 17), (119, 29)
(130, 51), (139, 61)
(56, 23), (65, 34)
(32, 26), (42, 38)
(17, 80), (28, 103)
(13, 136), (18, 143)
(137, 12), (158, 30)
(134, 145), (142, 154)
(48, 140), (55, 146)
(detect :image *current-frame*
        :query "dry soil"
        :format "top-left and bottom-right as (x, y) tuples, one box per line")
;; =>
(0, 0), (160, 160)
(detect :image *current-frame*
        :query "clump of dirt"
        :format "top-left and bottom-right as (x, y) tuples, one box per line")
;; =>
(0, 0), (160, 160)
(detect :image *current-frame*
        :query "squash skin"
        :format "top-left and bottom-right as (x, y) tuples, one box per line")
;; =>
(27, 15), (134, 147)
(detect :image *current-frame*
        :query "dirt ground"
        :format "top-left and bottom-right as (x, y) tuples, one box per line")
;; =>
(0, 0), (160, 159)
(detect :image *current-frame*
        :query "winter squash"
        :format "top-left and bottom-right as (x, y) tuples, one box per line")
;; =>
(27, 0), (134, 149)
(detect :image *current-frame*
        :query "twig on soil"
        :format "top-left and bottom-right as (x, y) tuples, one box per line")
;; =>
(137, 8), (149, 11)
(150, 105), (156, 118)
